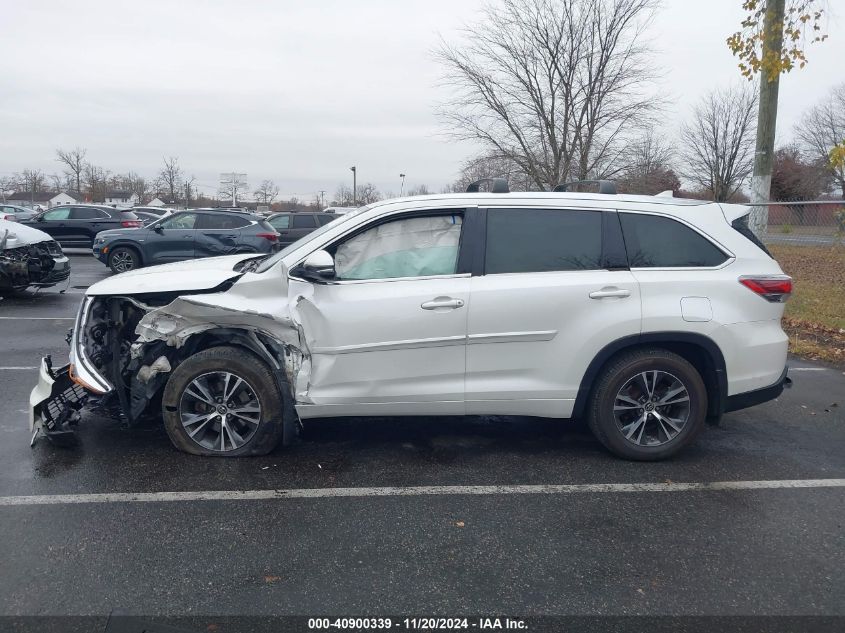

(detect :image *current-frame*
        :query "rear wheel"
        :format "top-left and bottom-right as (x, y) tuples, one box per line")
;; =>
(587, 349), (707, 461)
(161, 346), (291, 457)
(109, 247), (140, 274)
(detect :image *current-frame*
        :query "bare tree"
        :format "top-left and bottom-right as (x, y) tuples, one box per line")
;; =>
(795, 83), (845, 198)
(770, 144), (831, 221)
(157, 156), (183, 203)
(48, 173), (64, 193)
(450, 153), (535, 192)
(18, 169), (47, 200)
(332, 185), (355, 206)
(437, 0), (661, 190)
(617, 129), (680, 194)
(680, 84), (757, 202)
(83, 164), (111, 202)
(356, 183), (382, 205)
(55, 147), (87, 194)
(405, 184), (431, 196)
(254, 179), (280, 204)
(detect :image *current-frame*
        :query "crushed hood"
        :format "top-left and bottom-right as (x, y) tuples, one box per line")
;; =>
(86, 254), (257, 296)
(0, 219), (53, 249)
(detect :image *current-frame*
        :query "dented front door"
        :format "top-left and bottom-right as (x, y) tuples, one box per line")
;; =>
(290, 274), (470, 416)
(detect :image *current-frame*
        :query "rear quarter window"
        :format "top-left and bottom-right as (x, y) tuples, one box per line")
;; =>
(619, 213), (728, 268)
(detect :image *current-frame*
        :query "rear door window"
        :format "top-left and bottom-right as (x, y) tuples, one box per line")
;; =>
(269, 215), (290, 229)
(292, 214), (317, 229)
(619, 213), (728, 268)
(196, 214), (250, 230)
(484, 208), (603, 274)
(71, 207), (108, 220)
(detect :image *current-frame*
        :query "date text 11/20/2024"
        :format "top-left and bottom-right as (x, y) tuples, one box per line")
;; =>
(307, 618), (528, 630)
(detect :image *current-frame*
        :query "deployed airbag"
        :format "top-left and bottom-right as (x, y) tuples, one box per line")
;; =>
(334, 215), (462, 280)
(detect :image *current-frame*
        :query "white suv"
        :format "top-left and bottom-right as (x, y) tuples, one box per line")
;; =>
(30, 181), (792, 460)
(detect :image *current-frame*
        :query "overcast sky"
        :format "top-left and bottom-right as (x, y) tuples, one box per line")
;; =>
(1, 0), (842, 201)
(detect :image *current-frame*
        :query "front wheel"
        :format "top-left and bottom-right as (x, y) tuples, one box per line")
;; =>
(108, 247), (140, 274)
(161, 347), (293, 456)
(587, 349), (707, 461)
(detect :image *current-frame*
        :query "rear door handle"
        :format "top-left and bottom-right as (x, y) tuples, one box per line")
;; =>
(589, 287), (631, 299)
(421, 297), (465, 310)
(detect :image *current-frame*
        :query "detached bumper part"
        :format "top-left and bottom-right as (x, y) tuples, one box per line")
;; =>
(29, 357), (87, 446)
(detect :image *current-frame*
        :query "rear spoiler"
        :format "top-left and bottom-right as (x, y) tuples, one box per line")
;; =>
(718, 203), (751, 224)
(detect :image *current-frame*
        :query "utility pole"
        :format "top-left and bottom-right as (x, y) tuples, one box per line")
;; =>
(749, 0), (785, 238)
(219, 172), (247, 207)
(185, 180), (191, 208)
(400, 173), (406, 196)
(350, 166), (357, 206)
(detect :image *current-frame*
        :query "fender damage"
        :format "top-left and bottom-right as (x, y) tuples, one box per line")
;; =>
(30, 260), (318, 444)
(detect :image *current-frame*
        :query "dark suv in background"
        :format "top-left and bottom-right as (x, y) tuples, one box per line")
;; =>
(93, 209), (280, 273)
(21, 205), (142, 247)
(266, 212), (336, 246)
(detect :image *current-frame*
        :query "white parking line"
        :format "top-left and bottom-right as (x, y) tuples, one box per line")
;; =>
(0, 317), (76, 320)
(0, 479), (842, 507)
(0, 367), (38, 370)
(790, 367), (827, 372)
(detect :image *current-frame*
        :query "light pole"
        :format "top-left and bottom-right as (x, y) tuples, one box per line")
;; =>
(400, 173), (406, 196)
(349, 166), (357, 206)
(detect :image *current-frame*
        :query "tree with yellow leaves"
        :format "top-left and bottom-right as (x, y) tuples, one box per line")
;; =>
(726, 0), (829, 237)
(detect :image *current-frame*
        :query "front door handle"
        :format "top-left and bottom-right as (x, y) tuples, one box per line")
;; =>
(589, 287), (631, 299)
(421, 297), (465, 310)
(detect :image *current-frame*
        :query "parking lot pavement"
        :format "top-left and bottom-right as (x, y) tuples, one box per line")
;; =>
(0, 253), (843, 618)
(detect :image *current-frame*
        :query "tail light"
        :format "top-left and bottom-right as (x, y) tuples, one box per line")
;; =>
(121, 220), (142, 228)
(1, 213), (15, 221)
(256, 232), (279, 242)
(739, 275), (793, 302)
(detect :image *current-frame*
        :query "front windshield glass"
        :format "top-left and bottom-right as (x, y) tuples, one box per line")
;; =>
(254, 205), (371, 273)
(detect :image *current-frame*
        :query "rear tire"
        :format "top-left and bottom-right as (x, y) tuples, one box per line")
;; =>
(587, 348), (707, 461)
(161, 346), (292, 457)
(109, 246), (140, 274)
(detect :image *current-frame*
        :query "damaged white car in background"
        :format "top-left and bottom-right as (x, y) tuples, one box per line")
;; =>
(30, 185), (792, 461)
(1, 219), (71, 295)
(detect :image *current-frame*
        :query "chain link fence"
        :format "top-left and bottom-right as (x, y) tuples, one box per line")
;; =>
(759, 200), (845, 246)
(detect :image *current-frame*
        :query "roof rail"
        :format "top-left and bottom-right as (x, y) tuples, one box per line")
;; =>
(553, 180), (617, 195)
(466, 178), (509, 193)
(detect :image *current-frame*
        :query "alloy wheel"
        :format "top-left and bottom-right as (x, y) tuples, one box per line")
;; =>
(612, 370), (691, 447)
(111, 251), (135, 273)
(178, 371), (262, 452)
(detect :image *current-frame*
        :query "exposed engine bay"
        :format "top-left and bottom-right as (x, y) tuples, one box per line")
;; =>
(0, 222), (70, 291)
(31, 258), (309, 444)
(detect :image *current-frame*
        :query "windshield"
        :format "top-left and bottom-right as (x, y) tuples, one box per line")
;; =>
(254, 205), (371, 273)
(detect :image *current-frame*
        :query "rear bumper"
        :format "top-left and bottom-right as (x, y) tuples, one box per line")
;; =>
(724, 365), (791, 413)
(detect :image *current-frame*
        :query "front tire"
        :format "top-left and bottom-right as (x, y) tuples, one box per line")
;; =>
(161, 347), (291, 457)
(108, 247), (140, 274)
(587, 349), (707, 461)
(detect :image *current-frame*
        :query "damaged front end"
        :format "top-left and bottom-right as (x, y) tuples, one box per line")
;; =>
(30, 263), (310, 446)
(0, 236), (70, 292)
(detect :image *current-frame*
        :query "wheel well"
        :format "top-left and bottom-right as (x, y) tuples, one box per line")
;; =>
(109, 243), (144, 266)
(572, 334), (727, 420)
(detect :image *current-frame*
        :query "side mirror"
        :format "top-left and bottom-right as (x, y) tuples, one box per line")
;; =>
(153, 224), (164, 234)
(292, 250), (336, 282)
